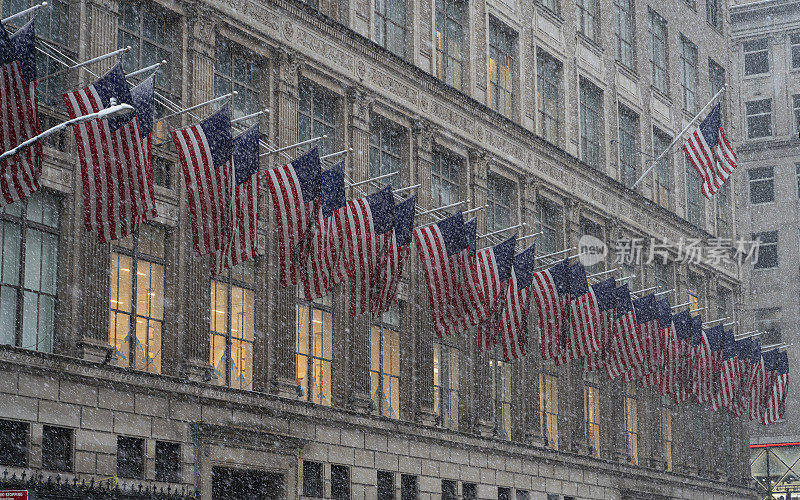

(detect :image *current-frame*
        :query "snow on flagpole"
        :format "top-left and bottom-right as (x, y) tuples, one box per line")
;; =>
(2, 2), (47, 24)
(38, 46), (132, 83)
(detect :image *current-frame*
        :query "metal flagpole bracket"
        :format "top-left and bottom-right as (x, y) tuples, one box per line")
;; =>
(670, 301), (693, 309)
(516, 231), (543, 242)
(159, 92), (237, 122)
(260, 135), (326, 157)
(417, 200), (468, 217)
(586, 267), (619, 279)
(320, 148), (352, 160)
(126, 60), (167, 79)
(478, 222), (524, 240)
(463, 204), (488, 216)
(536, 247), (576, 260)
(723, 321), (738, 327)
(349, 171), (398, 188)
(631, 286), (657, 295)
(616, 274), (634, 282)
(38, 46), (132, 83)
(393, 184), (420, 194)
(2, 2), (47, 24)
(231, 108), (269, 124)
(654, 288), (675, 296)
(735, 331), (761, 339)
(702, 317), (728, 326)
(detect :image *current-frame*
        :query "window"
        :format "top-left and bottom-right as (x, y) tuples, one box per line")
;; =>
(299, 80), (338, 157)
(618, 105), (639, 186)
(0, 191), (59, 353)
(490, 357), (512, 439)
(296, 294), (333, 405)
(302, 0), (340, 20)
(463, 483), (477, 500)
(210, 262), (255, 390)
(432, 149), (463, 209)
(744, 38), (769, 76)
(797, 165), (800, 198)
(749, 167), (774, 204)
(717, 287), (730, 320)
(371, 309), (401, 418)
(687, 273), (702, 314)
(498, 487), (511, 500)
(377, 471), (394, 500)
(215, 39), (261, 119)
(685, 157), (704, 227)
(709, 59), (725, 99)
(540, 360), (559, 449)
(654, 262), (673, 290)
(375, 0), (406, 57)
(489, 18), (516, 118)
(792, 34), (800, 70)
(516, 491), (530, 500)
(537, 49), (562, 145)
(42, 426), (72, 472)
(580, 218), (604, 271)
(614, 0), (634, 68)
(442, 480), (457, 500)
(755, 308), (781, 345)
(370, 116), (404, 190)
(487, 175), (515, 232)
(110, 224), (165, 373)
(401, 475), (417, 500)
(706, 0), (720, 29)
(435, 0), (465, 90)
(653, 128), (672, 209)
(752, 231), (778, 269)
(155, 441), (181, 482)
(536, 200), (562, 256)
(303, 461), (324, 498)
(716, 182), (730, 238)
(331, 465), (350, 500)
(624, 382), (638, 465)
(117, 436), (144, 479)
(584, 372), (600, 457)
(680, 36), (698, 113)
(541, 0), (559, 14)
(434, 341), (459, 429)
(0, 420), (27, 466)
(580, 79), (603, 170)
(660, 397), (673, 471)
(746, 99), (773, 138)
(576, 0), (600, 42)
(793, 95), (800, 135)
(649, 10), (668, 94)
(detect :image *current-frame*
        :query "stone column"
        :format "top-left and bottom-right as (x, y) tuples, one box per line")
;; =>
(606, 219), (629, 462)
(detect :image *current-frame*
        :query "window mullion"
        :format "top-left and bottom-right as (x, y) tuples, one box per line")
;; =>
(14, 211), (26, 348)
(226, 272), (233, 386)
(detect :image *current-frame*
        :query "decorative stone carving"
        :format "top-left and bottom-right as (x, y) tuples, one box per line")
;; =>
(411, 116), (436, 152)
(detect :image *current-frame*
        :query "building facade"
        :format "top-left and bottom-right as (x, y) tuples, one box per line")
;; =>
(0, 0), (754, 499)
(730, 0), (800, 497)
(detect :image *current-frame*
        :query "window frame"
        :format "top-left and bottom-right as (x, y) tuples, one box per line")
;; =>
(743, 38), (770, 76)
(624, 381), (639, 465)
(489, 17), (517, 119)
(679, 35), (698, 114)
(117, 436), (144, 479)
(617, 104), (639, 186)
(580, 79), (603, 171)
(613, 0), (635, 69)
(745, 99), (773, 139)
(576, 0), (600, 42)
(298, 79), (339, 157)
(539, 359), (559, 450)
(490, 355), (512, 440)
(754, 307), (781, 345)
(536, 199), (563, 256)
(432, 148), (464, 209)
(371, 308), (402, 419)
(303, 460), (324, 498)
(331, 464), (351, 500)
(210, 262), (256, 390)
(649, 9), (668, 94)
(435, 0), (465, 90)
(653, 127), (672, 209)
(749, 166), (775, 205)
(752, 230), (778, 270)
(296, 294), (334, 406)
(369, 116), (405, 191)
(792, 94), (800, 136)
(0, 419), (28, 467)
(583, 372), (600, 457)
(154, 440), (181, 483)
(42, 425), (72, 472)
(433, 339), (460, 430)
(660, 396), (673, 471)
(791, 33), (800, 70)
(214, 38), (262, 120)
(374, 0), (407, 58)
(537, 48), (562, 145)
(705, 0), (721, 30)
(487, 174), (516, 233)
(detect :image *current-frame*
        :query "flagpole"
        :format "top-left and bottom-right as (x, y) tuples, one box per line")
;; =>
(536, 247), (576, 260)
(516, 231), (543, 242)
(478, 223), (524, 240)
(37, 46), (132, 83)
(654, 288), (675, 296)
(616, 274), (634, 282)
(2, 1), (47, 24)
(586, 267), (619, 279)
(321, 148), (352, 160)
(230, 109), (269, 124)
(159, 92), (237, 121)
(417, 200), (467, 216)
(260, 135), (326, 157)
(126, 60), (167, 79)
(671, 301), (693, 309)
(631, 286), (657, 295)
(702, 317), (729, 326)
(348, 171), (398, 188)
(463, 204), (488, 216)
(394, 184), (421, 194)
(630, 84), (728, 189)
(735, 330), (760, 339)
(723, 321), (738, 327)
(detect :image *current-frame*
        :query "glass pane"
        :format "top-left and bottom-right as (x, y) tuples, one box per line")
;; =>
(37, 294), (54, 353)
(2, 221), (21, 285)
(40, 233), (58, 295)
(111, 311), (130, 367)
(24, 228), (42, 291)
(0, 286), (17, 345)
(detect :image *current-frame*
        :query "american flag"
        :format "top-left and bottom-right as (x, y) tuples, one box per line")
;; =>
(671, 310), (693, 403)
(730, 339), (753, 416)
(656, 299), (677, 396)
(343, 186), (395, 316)
(475, 234), (517, 352)
(0, 20), (41, 207)
(415, 212), (469, 337)
(605, 285), (641, 380)
(582, 278), (616, 372)
(692, 323), (715, 404)
(714, 329), (741, 411)
(683, 103), (738, 198)
(706, 326), (725, 409)
(129, 74), (156, 214)
(763, 350), (789, 425)
(371, 194), (416, 317)
(458, 218), (486, 333)
(532, 259), (570, 363)
(300, 162), (346, 300)
(565, 263), (600, 361)
(748, 339), (766, 421)
(632, 294), (659, 385)
(210, 124), (261, 275)
(265, 147), (321, 287)
(499, 243), (536, 361)
(65, 63), (157, 242)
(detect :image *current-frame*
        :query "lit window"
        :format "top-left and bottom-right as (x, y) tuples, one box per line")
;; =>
(370, 117), (405, 191)
(214, 39), (261, 119)
(752, 231), (778, 269)
(680, 35), (697, 113)
(749, 166), (774, 204)
(660, 397), (673, 471)
(210, 261), (255, 390)
(584, 372), (600, 457)
(580, 79), (603, 171)
(487, 175), (515, 232)
(687, 273), (702, 314)
(649, 10), (668, 94)
(614, 0), (634, 68)
(375, 0), (406, 58)
(0, 191), (59, 353)
(624, 382), (638, 464)
(537, 49), (562, 145)
(296, 294), (333, 405)
(743, 38), (769, 76)
(371, 308), (401, 418)
(536, 200), (562, 256)
(434, 341), (459, 430)
(299, 80), (339, 157)
(653, 128), (672, 209)
(539, 361), (558, 449)
(685, 157), (704, 227)
(746, 99), (773, 138)
(432, 149), (463, 209)
(706, 0), (720, 29)
(618, 105), (638, 186)
(576, 0), (600, 42)
(435, 0), (465, 90)
(110, 224), (165, 373)
(489, 18), (516, 119)
(490, 356), (512, 439)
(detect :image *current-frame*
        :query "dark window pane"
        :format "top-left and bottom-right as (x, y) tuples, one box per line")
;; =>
(752, 231), (778, 269)
(0, 419), (28, 466)
(463, 483), (477, 500)
(378, 471), (394, 500)
(332, 464), (350, 500)
(155, 441), (181, 482)
(42, 426), (72, 472)
(401, 475), (417, 500)
(117, 436), (144, 479)
(749, 167), (775, 204)
(442, 480), (457, 500)
(498, 487), (511, 500)
(303, 461), (324, 498)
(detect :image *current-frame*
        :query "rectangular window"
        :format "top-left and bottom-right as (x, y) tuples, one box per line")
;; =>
(584, 373), (600, 457)
(649, 10), (668, 94)
(614, 0), (634, 68)
(624, 382), (638, 465)
(744, 38), (769, 76)
(0, 191), (59, 353)
(370, 116), (405, 191)
(746, 99), (773, 138)
(752, 231), (778, 269)
(433, 341), (459, 430)
(661, 397), (673, 471)
(498, 488), (511, 500)
(299, 80), (339, 157)
(541, 0), (559, 14)
(653, 128), (672, 209)
(716, 182), (730, 238)
(792, 34), (800, 70)
(706, 0), (720, 29)
(489, 18), (516, 118)
(442, 480), (457, 500)
(435, 0), (465, 90)
(576, 0), (600, 42)
(296, 294), (333, 405)
(717, 287), (730, 320)
(215, 39), (261, 119)
(793, 95), (800, 135)
(303, 461), (324, 498)
(537, 49), (562, 145)
(371, 309), (401, 418)
(491, 357), (512, 439)
(432, 149), (463, 209)
(536, 200), (562, 256)
(375, 0), (406, 57)
(688, 273), (702, 314)
(618, 105), (639, 187)
(42, 425), (72, 472)
(709, 59), (725, 98)
(117, 436), (144, 479)
(755, 307), (781, 345)
(680, 35), (698, 113)
(155, 441), (181, 482)
(401, 475), (417, 500)
(685, 157), (704, 227)
(331, 465), (350, 500)
(654, 262), (674, 290)
(580, 79), (603, 170)
(110, 224), (165, 373)
(0, 419), (27, 466)
(749, 166), (775, 204)
(797, 164), (800, 198)
(378, 471), (394, 500)
(463, 483), (477, 500)
(487, 175), (515, 232)
(540, 361), (559, 450)
(516, 491), (530, 500)
(210, 262), (255, 390)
